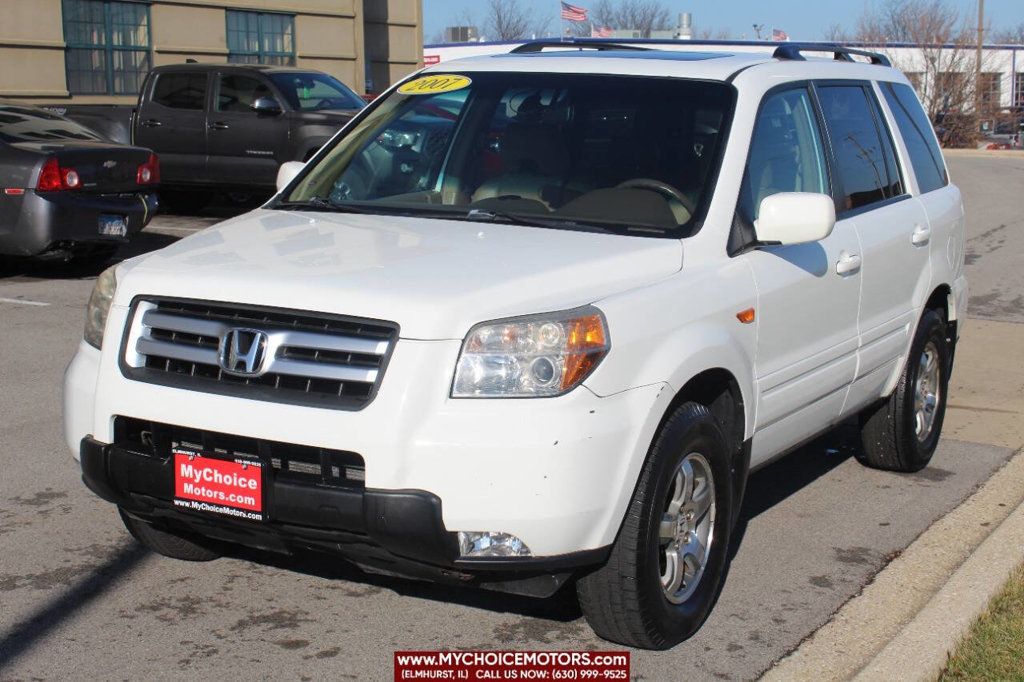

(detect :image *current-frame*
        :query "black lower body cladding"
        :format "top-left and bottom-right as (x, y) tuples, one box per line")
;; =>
(79, 435), (609, 598)
(0, 189), (157, 257)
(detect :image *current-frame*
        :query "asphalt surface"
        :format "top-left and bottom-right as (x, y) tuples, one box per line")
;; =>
(0, 155), (1020, 680)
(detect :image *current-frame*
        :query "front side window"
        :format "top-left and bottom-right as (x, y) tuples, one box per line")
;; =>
(881, 82), (948, 194)
(227, 10), (296, 66)
(62, 0), (151, 95)
(739, 87), (829, 222)
(216, 75), (274, 113)
(268, 73), (365, 111)
(285, 73), (735, 237)
(817, 85), (903, 212)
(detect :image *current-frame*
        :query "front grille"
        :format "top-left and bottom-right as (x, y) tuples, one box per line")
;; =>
(114, 417), (365, 489)
(121, 297), (399, 410)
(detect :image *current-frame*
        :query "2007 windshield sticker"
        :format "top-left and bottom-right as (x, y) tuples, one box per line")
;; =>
(398, 74), (472, 95)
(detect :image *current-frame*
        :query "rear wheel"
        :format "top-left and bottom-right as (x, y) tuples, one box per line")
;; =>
(161, 189), (212, 215)
(577, 403), (733, 649)
(119, 509), (221, 561)
(857, 309), (951, 472)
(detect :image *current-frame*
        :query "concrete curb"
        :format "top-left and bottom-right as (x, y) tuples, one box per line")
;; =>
(856, 485), (1024, 681)
(761, 447), (1024, 681)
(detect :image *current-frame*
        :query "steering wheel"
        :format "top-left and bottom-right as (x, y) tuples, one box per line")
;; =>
(616, 178), (697, 217)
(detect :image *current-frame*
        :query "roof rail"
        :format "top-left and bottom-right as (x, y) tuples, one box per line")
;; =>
(509, 39), (650, 54)
(773, 43), (891, 67)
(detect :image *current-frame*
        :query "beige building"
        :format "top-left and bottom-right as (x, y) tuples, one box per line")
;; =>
(0, 0), (423, 104)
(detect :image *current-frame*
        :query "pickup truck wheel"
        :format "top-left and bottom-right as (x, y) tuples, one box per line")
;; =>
(857, 309), (950, 472)
(577, 402), (733, 649)
(119, 509), (220, 561)
(161, 190), (212, 215)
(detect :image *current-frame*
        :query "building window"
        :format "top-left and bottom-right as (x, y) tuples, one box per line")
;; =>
(62, 0), (151, 95)
(226, 11), (296, 66)
(978, 72), (1002, 114)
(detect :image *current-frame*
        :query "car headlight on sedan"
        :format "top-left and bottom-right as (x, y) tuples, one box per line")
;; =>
(84, 265), (117, 349)
(452, 307), (610, 398)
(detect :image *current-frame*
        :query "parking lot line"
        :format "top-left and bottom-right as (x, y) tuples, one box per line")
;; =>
(0, 297), (49, 307)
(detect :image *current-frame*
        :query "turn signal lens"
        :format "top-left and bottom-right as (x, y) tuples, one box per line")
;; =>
(452, 306), (610, 398)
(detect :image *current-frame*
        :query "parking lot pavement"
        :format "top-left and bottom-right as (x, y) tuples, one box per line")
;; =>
(0, 155), (1021, 680)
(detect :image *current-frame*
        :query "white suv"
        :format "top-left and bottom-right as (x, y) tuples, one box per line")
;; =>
(64, 41), (967, 649)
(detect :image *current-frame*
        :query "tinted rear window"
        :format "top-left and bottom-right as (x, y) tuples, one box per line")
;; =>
(152, 73), (208, 110)
(818, 84), (903, 212)
(881, 82), (948, 194)
(0, 106), (101, 143)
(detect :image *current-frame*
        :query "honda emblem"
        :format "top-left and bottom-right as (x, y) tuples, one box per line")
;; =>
(219, 328), (268, 377)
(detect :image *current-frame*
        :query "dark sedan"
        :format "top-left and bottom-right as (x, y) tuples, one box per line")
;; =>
(0, 101), (159, 264)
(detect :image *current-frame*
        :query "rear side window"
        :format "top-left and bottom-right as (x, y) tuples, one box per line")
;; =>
(881, 82), (948, 194)
(818, 85), (903, 212)
(152, 73), (208, 110)
(739, 87), (829, 221)
(216, 75), (275, 113)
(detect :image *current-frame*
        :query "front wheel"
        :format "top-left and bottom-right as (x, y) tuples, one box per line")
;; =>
(577, 402), (733, 649)
(857, 309), (951, 472)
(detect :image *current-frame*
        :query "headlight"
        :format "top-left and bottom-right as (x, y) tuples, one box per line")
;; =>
(452, 306), (609, 398)
(84, 265), (117, 349)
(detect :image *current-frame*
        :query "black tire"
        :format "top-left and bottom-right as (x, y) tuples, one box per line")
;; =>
(160, 189), (212, 215)
(857, 309), (951, 472)
(577, 402), (734, 649)
(119, 509), (221, 561)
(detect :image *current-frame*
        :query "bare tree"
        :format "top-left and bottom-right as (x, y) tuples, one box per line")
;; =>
(483, 0), (551, 41)
(847, 0), (992, 146)
(697, 27), (731, 40)
(823, 23), (849, 41)
(590, 0), (672, 38)
(993, 22), (1024, 45)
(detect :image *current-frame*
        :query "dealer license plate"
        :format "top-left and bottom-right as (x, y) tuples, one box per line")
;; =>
(98, 214), (128, 238)
(173, 448), (265, 522)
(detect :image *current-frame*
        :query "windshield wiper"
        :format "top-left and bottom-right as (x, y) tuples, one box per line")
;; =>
(274, 196), (383, 213)
(462, 209), (616, 233)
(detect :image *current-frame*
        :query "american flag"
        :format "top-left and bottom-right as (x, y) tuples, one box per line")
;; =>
(591, 25), (612, 38)
(561, 2), (588, 22)
(772, 27), (789, 41)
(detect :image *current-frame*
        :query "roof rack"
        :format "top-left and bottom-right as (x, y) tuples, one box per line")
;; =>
(510, 39), (650, 54)
(773, 43), (891, 67)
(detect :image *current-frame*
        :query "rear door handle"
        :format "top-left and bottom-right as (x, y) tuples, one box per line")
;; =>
(140, 119), (162, 127)
(911, 224), (931, 246)
(208, 121), (230, 130)
(836, 252), (862, 276)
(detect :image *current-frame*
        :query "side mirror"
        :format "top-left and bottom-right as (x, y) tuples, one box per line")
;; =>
(276, 161), (305, 193)
(754, 192), (836, 246)
(252, 97), (283, 115)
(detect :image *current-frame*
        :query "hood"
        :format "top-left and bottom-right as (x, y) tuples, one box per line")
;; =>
(116, 210), (682, 339)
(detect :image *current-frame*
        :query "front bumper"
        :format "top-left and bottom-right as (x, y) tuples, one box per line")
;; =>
(79, 436), (609, 596)
(67, 327), (671, 559)
(0, 189), (157, 257)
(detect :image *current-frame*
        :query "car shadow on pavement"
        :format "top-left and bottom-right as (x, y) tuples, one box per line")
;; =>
(0, 543), (150, 669)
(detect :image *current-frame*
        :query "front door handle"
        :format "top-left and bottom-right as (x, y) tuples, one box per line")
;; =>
(836, 252), (862, 276)
(911, 224), (931, 246)
(140, 119), (162, 127)
(208, 121), (230, 130)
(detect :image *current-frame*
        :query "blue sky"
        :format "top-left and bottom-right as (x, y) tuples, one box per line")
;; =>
(423, 0), (1024, 43)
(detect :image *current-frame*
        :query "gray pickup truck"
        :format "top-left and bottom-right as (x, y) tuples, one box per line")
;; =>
(52, 63), (364, 211)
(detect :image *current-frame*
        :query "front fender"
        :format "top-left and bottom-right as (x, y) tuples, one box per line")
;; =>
(585, 260), (758, 440)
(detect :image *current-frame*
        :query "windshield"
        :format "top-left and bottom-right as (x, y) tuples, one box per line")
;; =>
(0, 105), (102, 144)
(284, 72), (734, 236)
(268, 72), (365, 111)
